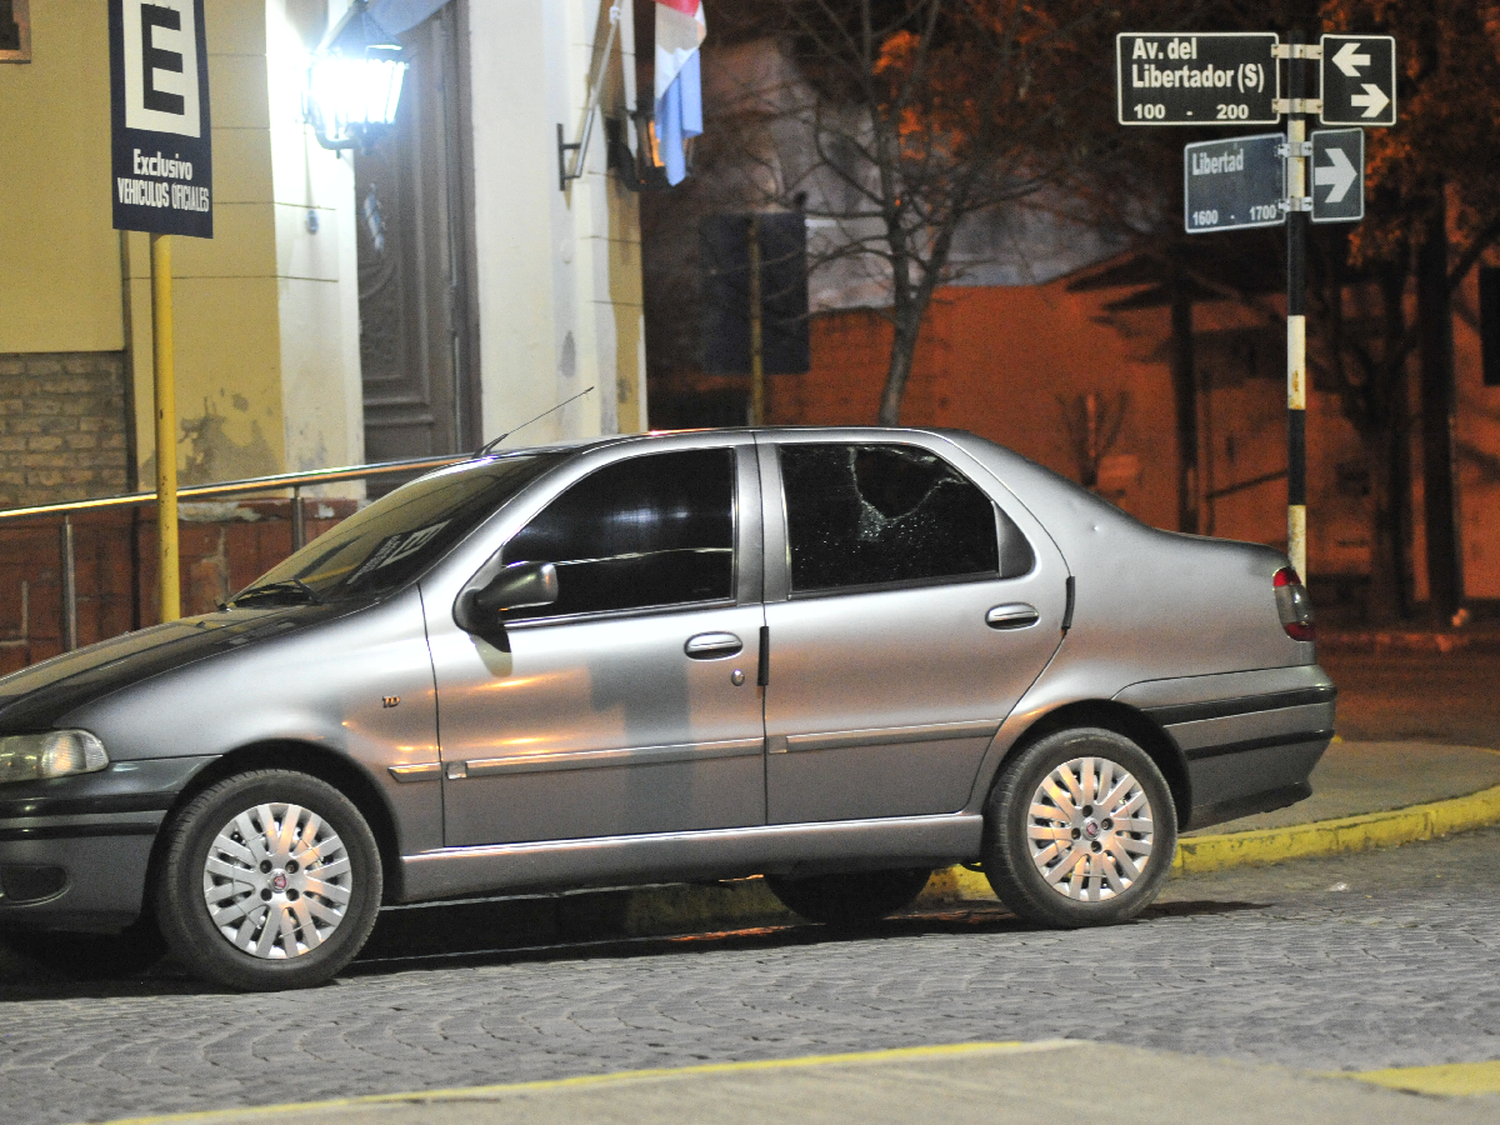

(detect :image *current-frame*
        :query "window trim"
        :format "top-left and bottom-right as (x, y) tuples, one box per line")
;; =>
(785, 565), (1019, 603)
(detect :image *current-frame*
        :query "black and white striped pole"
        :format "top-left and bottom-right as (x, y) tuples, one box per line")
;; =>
(1283, 31), (1312, 581)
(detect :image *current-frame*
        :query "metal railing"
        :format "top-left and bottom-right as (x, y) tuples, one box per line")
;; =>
(0, 453), (470, 652)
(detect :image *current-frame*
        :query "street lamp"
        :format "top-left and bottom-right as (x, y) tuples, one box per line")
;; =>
(304, 0), (407, 151)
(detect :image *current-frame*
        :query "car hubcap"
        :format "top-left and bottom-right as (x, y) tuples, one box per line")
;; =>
(201, 802), (353, 959)
(1025, 756), (1155, 902)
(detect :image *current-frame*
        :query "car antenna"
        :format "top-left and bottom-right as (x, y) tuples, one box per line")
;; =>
(472, 386), (594, 458)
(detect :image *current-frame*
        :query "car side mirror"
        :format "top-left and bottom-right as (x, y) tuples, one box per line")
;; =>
(453, 560), (558, 648)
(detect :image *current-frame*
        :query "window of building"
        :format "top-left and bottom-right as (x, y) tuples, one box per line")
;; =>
(0, 0), (30, 62)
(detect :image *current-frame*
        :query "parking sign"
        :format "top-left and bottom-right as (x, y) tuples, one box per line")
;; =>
(109, 0), (213, 237)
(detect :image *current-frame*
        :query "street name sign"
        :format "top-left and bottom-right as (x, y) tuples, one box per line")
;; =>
(1118, 32), (1279, 125)
(109, 0), (213, 237)
(1184, 133), (1286, 234)
(1310, 128), (1365, 223)
(1319, 34), (1396, 126)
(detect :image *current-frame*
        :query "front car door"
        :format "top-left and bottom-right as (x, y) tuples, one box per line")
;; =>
(426, 436), (767, 847)
(759, 432), (1069, 824)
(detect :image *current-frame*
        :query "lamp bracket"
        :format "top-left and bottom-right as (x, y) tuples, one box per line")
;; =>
(557, 2), (622, 191)
(557, 125), (584, 191)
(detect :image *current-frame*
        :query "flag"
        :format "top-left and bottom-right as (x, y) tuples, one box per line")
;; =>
(654, 0), (706, 185)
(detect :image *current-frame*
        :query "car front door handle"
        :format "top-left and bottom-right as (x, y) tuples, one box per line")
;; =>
(986, 603), (1040, 630)
(684, 632), (744, 659)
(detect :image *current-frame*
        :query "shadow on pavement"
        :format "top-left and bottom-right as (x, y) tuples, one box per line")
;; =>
(0, 892), (1276, 1002)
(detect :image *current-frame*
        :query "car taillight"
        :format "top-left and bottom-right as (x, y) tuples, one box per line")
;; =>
(1273, 566), (1315, 641)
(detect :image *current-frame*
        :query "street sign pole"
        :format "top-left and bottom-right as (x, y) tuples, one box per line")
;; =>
(109, 0), (214, 624)
(150, 232), (179, 621)
(1285, 33), (1309, 582)
(748, 214), (766, 426)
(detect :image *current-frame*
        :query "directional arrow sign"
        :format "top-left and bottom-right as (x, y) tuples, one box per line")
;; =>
(1118, 32), (1280, 125)
(1330, 41), (1370, 77)
(1320, 34), (1396, 126)
(1311, 128), (1365, 223)
(1184, 133), (1286, 234)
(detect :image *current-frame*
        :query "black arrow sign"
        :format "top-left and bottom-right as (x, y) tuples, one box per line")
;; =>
(1320, 34), (1396, 127)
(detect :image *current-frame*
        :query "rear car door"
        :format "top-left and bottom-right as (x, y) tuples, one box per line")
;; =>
(427, 437), (767, 847)
(759, 434), (1068, 824)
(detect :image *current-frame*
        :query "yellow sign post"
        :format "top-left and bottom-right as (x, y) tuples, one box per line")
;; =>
(149, 233), (179, 621)
(109, 0), (213, 622)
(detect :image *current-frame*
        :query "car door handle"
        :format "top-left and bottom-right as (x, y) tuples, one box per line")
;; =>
(684, 632), (744, 659)
(986, 603), (1040, 629)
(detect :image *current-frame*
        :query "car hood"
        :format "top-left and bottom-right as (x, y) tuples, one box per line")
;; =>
(0, 605), (348, 732)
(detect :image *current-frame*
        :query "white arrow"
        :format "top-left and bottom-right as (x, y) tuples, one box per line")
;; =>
(1350, 82), (1391, 118)
(1333, 41), (1371, 77)
(1315, 146), (1357, 204)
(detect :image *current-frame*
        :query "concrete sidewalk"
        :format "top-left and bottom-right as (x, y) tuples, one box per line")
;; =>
(85, 1041), (1500, 1125)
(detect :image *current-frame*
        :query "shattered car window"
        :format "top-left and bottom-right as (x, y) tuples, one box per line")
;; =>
(780, 443), (1031, 593)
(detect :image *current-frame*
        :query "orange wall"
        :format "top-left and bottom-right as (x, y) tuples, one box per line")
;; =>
(768, 281), (1184, 533)
(764, 276), (1417, 600)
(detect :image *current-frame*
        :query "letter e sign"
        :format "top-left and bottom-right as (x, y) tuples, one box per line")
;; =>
(122, 0), (200, 137)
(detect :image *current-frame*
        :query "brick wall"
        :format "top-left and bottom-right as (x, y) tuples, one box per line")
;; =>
(0, 351), (130, 509)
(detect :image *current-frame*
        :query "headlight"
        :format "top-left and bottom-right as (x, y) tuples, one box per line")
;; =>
(0, 730), (110, 784)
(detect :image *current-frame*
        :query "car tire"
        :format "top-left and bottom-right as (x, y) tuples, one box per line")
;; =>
(765, 867), (932, 928)
(982, 728), (1176, 928)
(156, 770), (383, 991)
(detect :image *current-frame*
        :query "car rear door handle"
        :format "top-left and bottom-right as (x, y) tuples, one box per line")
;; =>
(986, 603), (1040, 630)
(684, 632), (744, 659)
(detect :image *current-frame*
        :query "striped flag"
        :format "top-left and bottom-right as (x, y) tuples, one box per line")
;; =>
(654, 0), (706, 185)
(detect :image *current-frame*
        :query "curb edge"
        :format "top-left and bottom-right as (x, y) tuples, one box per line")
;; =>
(1170, 782), (1500, 875)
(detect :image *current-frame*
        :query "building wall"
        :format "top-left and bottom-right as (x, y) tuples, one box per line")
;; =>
(466, 0), (646, 448)
(123, 0), (364, 488)
(0, 0), (124, 355)
(0, 352), (129, 508)
(771, 278), (1392, 601)
(1454, 264), (1500, 600)
(770, 283), (1181, 534)
(1, 1), (363, 494)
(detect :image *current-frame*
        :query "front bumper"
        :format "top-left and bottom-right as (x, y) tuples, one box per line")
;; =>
(0, 756), (213, 932)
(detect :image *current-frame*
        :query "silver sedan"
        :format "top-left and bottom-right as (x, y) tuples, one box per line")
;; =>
(0, 427), (1332, 989)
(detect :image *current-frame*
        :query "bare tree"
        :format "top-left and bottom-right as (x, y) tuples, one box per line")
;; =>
(694, 0), (1119, 424)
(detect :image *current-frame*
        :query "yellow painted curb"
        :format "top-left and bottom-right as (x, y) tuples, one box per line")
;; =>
(918, 782), (1500, 901)
(1341, 1060), (1500, 1097)
(1172, 782), (1500, 875)
(85, 1041), (1054, 1125)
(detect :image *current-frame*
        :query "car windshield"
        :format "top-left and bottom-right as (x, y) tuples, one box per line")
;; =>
(231, 454), (562, 605)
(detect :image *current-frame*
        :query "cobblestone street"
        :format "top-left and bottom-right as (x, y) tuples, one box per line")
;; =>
(3, 824), (1498, 1125)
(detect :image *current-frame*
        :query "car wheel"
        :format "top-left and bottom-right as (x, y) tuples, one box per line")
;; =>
(156, 770), (383, 991)
(765, 867), (932, 928)
(983, 728), (1176, 928)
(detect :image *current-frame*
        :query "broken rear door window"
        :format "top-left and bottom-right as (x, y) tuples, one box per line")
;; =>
(779, 443), (1031, 593)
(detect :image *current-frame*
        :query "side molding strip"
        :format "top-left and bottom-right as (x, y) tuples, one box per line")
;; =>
(388, 762), (443, 783)
(399, 813), (984, 902)
(783, 720), (997, 754)
(459, 738), (765, 778)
